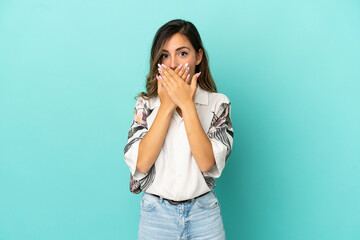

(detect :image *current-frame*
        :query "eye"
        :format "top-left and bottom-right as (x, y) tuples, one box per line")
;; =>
(161, 52), (187, 58)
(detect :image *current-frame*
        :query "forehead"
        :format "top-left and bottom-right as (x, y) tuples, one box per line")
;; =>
(162, 33), (192, 51)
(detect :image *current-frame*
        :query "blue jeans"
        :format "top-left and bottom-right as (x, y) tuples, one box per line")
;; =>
(138, 189), (226, 240)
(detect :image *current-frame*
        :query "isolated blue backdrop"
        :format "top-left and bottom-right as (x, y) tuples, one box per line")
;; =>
(0, 0), (359, 239)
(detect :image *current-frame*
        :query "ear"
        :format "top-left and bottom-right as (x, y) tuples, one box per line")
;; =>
(195, 48), (203, 65)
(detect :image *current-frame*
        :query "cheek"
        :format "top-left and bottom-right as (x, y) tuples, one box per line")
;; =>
(189, 58), (197, 68)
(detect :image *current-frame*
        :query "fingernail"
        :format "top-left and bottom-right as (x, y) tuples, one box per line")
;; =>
(187, 73), (190, 79)
(196, 72), (201, 77)
(161, 64), (167, 69)
(178, 63), (183, 69)
(184, 63), (188, 68)
(158, 68), (162, 74)
(157, 63), (162, 69)
(159, 75), (163, 80)
(185, 67), (189, 72)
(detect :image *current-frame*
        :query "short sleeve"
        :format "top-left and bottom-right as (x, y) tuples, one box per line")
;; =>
(204, 96), (234, 178)
(123, 97), (156, 194)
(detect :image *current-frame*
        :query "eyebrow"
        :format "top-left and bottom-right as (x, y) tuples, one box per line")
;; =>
(162, 46), (190, 52)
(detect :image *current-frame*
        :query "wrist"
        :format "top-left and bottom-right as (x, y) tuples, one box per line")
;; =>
(159, 104), (175, 116)
(181, 101), (196, 113)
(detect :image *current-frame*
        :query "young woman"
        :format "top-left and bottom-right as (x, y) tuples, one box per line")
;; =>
(124, 19), (234, 240)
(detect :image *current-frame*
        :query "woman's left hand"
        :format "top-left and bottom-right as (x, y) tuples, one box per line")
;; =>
(158, 63), (201, 110)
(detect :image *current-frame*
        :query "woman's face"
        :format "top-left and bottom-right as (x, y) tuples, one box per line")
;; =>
(160, 33), (203, 83)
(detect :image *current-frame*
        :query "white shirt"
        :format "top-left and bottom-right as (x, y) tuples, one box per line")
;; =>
(123, 84), (234, 201)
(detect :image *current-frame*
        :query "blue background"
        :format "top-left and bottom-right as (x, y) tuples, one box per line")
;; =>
(1, 0), (359, 239)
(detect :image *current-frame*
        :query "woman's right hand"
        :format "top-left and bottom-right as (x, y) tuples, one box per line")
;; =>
(156, 63), (191, 111)
(156, 73), (176, 112)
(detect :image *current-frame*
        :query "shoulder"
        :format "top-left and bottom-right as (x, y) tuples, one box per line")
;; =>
(134, 96), (153, 110)
(135, 95), (160, 110)
(133, 97), (151, 119)
(133, 96), (158, 123)
(207, 91), (231, 114)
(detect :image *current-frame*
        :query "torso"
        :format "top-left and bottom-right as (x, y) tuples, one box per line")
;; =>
(124, 86), (234, 200)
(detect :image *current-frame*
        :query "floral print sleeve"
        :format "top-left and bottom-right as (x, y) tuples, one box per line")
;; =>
(204, 96), (234, 180)
(123, 97), (156, 194)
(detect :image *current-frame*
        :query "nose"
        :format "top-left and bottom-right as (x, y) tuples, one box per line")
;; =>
(170, 58), (178, 70)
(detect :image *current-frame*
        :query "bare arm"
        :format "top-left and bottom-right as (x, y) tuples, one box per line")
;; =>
(182, 102), (216, 172)
(136, 105), (173, 174)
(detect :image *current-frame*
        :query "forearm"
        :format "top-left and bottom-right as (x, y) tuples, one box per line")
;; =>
(182, 102), (216, 172)
(136, 105), (173, 174)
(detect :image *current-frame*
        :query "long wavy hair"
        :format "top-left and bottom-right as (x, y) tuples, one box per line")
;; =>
(135, 19), (217, 100)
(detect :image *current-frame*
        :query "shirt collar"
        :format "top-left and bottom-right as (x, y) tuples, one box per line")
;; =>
(151, 83), (208, 108)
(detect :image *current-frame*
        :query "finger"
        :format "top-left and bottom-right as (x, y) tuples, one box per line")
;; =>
(185, 73), (191, 84)
(156, 74), (161, 90)
(177, 63), (186, 79)
(157, 66), (172, 85)
(174, 63), (182, 75)
(159, 65), (178, 84)
(159, 75), (173, 98)
(163, 66), (183, 84)
(191, 72), (201, 90)
(181, 63), (190, 80)
(159, 72), (173, 90)
(176, 62), (188, 80)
